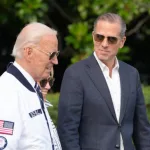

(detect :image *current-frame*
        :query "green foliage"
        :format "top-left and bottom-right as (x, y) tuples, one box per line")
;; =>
(65, 22), (93, 63)
(47, 85), (150, 126)
(142, 85), (150, 104)
(65, 22), (92, 50)
(0, 0), (48, 24)
(0, 0), (18, 24)
(66, 0), (150, 64)
(142, 85), (150, 119)
(117, 46), (131, 61)
(0, 0), (149, 64)
(46, 93), (60, 125)
(15, 0), (48, 23)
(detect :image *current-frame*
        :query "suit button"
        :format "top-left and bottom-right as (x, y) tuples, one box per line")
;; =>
(115, 144), (120, 149)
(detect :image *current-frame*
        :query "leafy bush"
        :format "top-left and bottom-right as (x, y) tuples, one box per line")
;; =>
(65, 0), (150, 64)
(47, 85), (150, 125)
(142, 85), (150, 119)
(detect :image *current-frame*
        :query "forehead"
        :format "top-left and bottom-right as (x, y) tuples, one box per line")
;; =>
(95, 20), (121, 36)
(39, 34), (58, 51)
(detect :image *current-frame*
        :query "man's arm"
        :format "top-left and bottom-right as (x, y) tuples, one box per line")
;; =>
(0, 90), (22, 150)
(58, 66), (83, 150)
(132, 71), (150, 150)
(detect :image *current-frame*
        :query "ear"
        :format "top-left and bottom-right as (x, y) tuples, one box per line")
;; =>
(92, 31), (95, 43)
(119, 36), (126, 48)
(24, 47), (34, 62)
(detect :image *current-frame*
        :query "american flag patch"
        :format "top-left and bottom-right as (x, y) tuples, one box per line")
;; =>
(0, 120), (14, 135)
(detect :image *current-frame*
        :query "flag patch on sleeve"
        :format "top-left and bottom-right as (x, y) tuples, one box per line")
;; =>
(0, 120), (14, 135)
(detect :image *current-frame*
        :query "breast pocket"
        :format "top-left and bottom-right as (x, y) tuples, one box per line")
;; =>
(28, 108), (47, 133)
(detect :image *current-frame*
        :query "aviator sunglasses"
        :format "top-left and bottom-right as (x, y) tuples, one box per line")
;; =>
(93, 33), (119, 44)
(40, 77), (55, 88)
(38, 49), (60, 60)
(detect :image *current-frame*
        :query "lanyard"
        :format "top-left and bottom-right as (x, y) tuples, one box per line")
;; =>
(35, 83), (54, 150)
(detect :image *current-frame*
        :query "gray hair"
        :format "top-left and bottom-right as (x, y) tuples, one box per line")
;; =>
(12, 22), (57, 58)
(93, 13), (126, 37)
(50, 67), (54, 78)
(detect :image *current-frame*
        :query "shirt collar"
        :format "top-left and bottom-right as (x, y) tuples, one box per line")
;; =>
(13, 61), (36, 88)
(93, 52), (119, 71)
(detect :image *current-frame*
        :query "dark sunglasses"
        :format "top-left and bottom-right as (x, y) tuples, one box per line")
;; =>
(38, 49), (60, 60)
(93, 33), (119, 44)
(49, 51), (60, 60)
(40, 77), (55, 88)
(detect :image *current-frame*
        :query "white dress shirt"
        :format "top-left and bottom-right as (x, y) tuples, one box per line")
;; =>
(94, 52), (124, 150)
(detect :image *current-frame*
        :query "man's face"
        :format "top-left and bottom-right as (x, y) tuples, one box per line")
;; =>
(92, 20), (126, 66)
(31, 35), (58, 81)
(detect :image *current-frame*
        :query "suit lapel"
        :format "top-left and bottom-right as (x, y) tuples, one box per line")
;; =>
(85, 55), (117, 122)
(119, 61), (130, 123)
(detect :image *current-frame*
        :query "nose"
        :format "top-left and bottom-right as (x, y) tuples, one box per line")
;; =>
(51, 56), (58, 65)
(45, 82), (51, 90)
(101, 38), (109, 48)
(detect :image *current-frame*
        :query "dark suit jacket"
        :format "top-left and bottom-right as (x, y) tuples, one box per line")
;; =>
(58, 54), (150, 150)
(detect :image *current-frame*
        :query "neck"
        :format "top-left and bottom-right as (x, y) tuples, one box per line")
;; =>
(15, 58), (35, 80)
(102, 59), (116, 78)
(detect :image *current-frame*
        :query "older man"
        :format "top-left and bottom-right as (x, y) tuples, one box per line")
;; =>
(0, 22), (61, 150)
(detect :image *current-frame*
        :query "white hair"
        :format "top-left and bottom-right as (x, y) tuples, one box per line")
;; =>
(12, 22), (57, 58)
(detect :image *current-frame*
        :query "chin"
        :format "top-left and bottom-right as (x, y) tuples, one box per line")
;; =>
(42, 73), (49, 79)
(97, 56), (108, 61)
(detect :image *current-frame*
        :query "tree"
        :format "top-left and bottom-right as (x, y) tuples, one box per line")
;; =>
(0, 0), (150, 86)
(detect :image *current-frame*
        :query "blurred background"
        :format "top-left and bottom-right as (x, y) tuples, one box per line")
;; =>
(0, 0), (150, 123)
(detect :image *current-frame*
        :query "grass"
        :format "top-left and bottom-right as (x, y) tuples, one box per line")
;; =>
(46, 85), (150, 125)
(46, 92), (60, 125)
